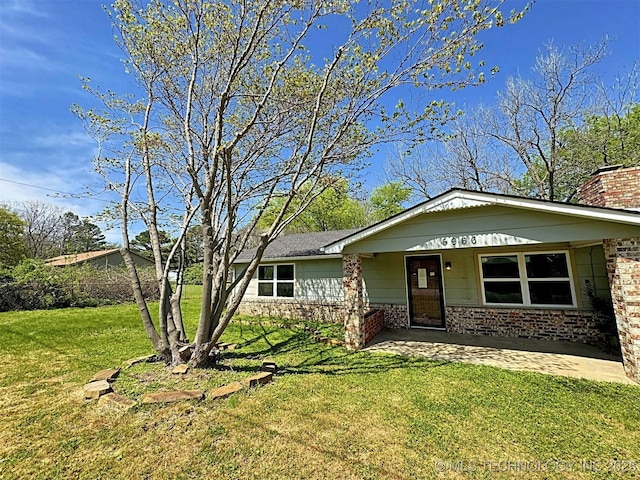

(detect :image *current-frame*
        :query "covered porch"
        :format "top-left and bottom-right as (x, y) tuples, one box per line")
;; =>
(364, 328), (634, 384)
(329, 188), (640, 384)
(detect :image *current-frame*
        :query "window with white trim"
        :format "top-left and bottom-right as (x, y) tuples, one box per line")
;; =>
(479, 252), (575, 306)
(257, 264), (295, 298)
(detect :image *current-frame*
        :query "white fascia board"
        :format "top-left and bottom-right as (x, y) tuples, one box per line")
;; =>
(482, 193), (640, 224)
(233, 253), (343, 264)
(323, 190), (640, 254)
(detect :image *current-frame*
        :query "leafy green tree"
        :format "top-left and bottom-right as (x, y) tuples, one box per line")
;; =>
(75, 0), (526, 366)
(131, 230), (174, 260)
(368, 181), (412, 222)
(558, 104), (640, 184)
(67, 220), (108, 253)
(59, 212), (108, 254)
(0, 206), (27, 267)
(184, 226), (203, 266)
(258, 178), (367, 234)
(59, 212), (82, 254)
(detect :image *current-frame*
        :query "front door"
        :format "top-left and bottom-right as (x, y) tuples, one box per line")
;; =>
(406, 256), (445, 328)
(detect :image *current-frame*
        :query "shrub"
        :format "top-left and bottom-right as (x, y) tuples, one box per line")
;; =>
(74, 265), (159, 304)
(184, 263), (203, 285)
(0, 261), (160, 311)
(4, 259), (74, 310)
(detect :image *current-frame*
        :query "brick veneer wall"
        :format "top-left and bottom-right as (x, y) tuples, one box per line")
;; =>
(237, 298), (612, 346)
(445, 306), (610, 344)
(603, 238), (640, 382)
(578, 165), (640, 382)
(363, 309), (385, 345)
(577, 165), (640, 209)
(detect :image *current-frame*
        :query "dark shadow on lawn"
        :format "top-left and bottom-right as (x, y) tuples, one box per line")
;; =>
(226, 325), (451, 377)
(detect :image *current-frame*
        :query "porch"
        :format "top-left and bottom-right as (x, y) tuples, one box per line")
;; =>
(364, 328), (635, 384)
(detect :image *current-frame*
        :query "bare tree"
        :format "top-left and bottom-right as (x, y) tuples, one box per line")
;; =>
(389, 39), (639, 203)
(558, 62), (640, 180)
(488, 40), (610, 201)
(386, 107), (511, 199)
(14, 201), (64, 259)
(74, 0), (527, 366)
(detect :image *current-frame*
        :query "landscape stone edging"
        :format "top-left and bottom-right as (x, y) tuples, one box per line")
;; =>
(83, 349), (277, 407)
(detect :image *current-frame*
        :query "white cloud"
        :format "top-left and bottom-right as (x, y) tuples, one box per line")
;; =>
(0, 45), (57, 71)
(0, 161), (94, 212)
(3, 0), (49, 17)
(0, 161), (123, 245)
(33, 130), (96, 150)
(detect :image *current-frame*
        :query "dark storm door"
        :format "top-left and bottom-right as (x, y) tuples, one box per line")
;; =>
(406, 256), (445, 328)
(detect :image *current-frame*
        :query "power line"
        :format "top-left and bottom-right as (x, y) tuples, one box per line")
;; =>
(0, 177), (114, 204)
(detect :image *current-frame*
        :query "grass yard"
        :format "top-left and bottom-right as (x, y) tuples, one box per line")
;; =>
(1, 287), (639, 479)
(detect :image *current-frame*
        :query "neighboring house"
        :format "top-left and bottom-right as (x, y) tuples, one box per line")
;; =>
(45, 248), (154, 269)
(234, 165), (640, 383)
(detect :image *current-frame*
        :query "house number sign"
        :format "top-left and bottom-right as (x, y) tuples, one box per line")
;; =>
(440, 235), (477, 247)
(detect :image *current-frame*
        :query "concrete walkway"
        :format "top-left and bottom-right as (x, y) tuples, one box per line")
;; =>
(365, 329), (637, 385)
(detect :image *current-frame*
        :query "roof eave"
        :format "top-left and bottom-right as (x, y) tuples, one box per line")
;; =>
(323, 189), (640, 254)
(233, 253), (343, 264)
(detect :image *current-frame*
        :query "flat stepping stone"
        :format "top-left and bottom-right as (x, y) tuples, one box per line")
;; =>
(216, 342), (236, 351)
(260, 361), (277, 373)
(172, 364), (189, 374)
(99, 392), (137, 410)
(124, 355), (156, 368)
(209, 381), (244, 400)
(90, 368), (121, 382)
(84, 380), (113, 400)
(242, 371), (273, 388)
(141, 390), (204, 404)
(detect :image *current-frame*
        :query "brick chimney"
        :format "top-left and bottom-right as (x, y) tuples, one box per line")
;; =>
(577, 165), (640, 210)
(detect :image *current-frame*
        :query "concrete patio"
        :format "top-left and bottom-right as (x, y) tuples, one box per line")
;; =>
(365, 329), (637, 385)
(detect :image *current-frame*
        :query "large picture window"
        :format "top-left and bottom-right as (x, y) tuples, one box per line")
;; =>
(479, 252), (575, 307)
(258, 264), (295, 298)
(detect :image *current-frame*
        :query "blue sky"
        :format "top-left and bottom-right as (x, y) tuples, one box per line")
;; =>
(0, 0), (639, 241)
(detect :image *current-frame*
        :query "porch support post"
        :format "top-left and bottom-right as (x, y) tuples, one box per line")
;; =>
(343, 253), (364, 349)
(604, 238), (640, 383)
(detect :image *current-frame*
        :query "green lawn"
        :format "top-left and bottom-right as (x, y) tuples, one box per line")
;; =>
(1, 289), (639, 479)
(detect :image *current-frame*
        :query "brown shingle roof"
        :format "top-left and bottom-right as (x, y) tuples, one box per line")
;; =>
(44, 249), (120, 266)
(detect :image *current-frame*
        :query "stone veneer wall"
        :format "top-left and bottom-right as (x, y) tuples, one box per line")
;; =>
(237, 298), (347, 324)
(343, 254), (365, 349)
(445, 306), (609, 343)
(237, 298), (612, 346)
(603, 238), (640, 382)
(368, 303), (409, 328)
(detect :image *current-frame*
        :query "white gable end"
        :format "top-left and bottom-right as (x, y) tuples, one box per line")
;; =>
(426, 196), (491, 212)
